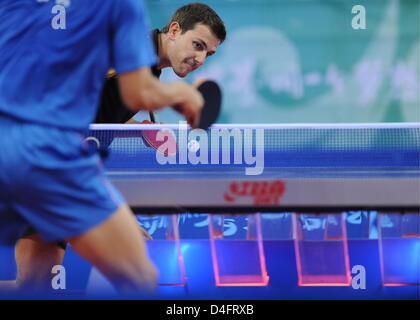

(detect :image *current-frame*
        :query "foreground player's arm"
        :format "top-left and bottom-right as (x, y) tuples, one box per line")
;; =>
(118, 68), (203, 128)
(121, 77), (209, 125)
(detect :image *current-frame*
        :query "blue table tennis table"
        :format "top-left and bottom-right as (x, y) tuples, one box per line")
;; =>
(73, 122), (419, 299)
(90, 122), (420, 213)
(1, 123), (419, 299)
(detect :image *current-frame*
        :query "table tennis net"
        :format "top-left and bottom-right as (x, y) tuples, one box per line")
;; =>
(86, 124), (420, 170)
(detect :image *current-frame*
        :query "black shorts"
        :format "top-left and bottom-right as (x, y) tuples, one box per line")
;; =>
(23, 227), (67, 250)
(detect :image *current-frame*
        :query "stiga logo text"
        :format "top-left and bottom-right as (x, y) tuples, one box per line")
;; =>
(224, 181), (286, 205)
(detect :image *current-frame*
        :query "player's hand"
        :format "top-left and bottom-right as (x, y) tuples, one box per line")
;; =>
(170, 81), (204, 128)
(193, 78), (208, 89)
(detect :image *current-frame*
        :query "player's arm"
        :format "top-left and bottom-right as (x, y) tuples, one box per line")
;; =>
(118, 67), (203, 128)
(122, 78), (210, 124)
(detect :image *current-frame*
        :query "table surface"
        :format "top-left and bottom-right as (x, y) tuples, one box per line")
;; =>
(88, 123), (420, 212)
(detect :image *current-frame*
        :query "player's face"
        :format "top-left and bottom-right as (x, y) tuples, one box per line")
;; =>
(168, 23), (220, 78)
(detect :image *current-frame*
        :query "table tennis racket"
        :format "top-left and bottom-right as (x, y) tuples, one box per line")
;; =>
(141, 119), (177, 156)
(140, 80), (221, 153)
(196, 80), (222, 130)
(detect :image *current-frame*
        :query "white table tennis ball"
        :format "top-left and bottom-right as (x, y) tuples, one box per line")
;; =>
(188, 139), (200, 152)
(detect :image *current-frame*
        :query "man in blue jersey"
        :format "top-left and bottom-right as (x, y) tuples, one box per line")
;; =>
(0, 0), (204, 293)
(3, 2), (227, 294)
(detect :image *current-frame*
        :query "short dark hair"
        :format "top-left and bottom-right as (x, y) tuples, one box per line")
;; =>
(161, 3), (226, 43)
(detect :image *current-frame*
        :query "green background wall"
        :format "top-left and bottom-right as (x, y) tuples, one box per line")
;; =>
(138, 0), (419, 124)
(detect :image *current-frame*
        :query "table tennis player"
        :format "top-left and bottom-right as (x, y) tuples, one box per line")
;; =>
(0, 0), (204, 294)
(5, 2), (226, 293)
(96, 2), (226, 125)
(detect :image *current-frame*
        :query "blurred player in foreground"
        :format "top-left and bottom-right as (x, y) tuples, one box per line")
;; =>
(0, 0), (206, 293)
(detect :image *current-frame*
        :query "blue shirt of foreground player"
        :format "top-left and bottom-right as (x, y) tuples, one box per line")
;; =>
(0, 0), (156, 131)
